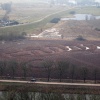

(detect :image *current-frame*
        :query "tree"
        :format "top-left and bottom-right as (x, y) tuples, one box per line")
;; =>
(0, 61), (6, 78)
(81, 67), (88, 83)
(21, 62), (28, 79)
(70, 64), (76, 83)
(1, 3), (12, 13)
(93, 68), (99, 84)
(57, 60), (69, 82)
(8, 60), (18, 79)
(85, 15), (88, 21)
(43, 59), (53, 82)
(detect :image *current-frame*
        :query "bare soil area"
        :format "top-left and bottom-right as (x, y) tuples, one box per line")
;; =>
(0, 39), (100, 68)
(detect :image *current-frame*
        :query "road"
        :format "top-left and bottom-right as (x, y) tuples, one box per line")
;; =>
(0, 80), (100, 87)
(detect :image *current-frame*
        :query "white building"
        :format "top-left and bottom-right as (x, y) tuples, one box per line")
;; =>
(68, 0), (77, 5)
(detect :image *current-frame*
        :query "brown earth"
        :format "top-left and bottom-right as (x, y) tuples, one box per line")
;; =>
(0, 39), (100, 68)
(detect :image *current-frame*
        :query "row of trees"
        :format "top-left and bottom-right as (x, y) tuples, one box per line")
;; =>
(0, 59), (100, 83)
(0, 31), (26, 41)
(0, 60), (29, 79)
(42, 59), (100, 83)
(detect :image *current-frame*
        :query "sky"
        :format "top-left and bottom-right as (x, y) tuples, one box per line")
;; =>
(95, 0), (100, 2)
(0, 0), (33, 3)
(0, 0), (100, 3)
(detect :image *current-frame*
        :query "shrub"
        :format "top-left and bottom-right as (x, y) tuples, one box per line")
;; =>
(50, 18), (60, 23)
(95, 28), (100, 31)
(22, 32), (27, 36)
(69, 11), (76, 15)
(0, 32), (25, 41)
(76, 35), (85, 41)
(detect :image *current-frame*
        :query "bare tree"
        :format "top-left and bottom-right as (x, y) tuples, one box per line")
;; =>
(70, 64), (76, 83)
(93, 68), (99, 84)
(1, 2), (12, 21)
(81, 67), (89, 83)
(21, 62), (28, 80)
(43, 59), (53, 82)
(8, 60), (18, 79)
(0, 61), (7, 78)
(57, 60), (69, 82)
(85, 15), (88, 21)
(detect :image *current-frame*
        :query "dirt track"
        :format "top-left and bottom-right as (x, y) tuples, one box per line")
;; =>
(1, 79), (100, 87)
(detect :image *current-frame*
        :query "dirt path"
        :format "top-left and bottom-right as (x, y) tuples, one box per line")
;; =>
(0, 80), (100, 87)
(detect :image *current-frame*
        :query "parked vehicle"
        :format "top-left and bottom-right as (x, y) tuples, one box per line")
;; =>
(30, 78), (36, 82)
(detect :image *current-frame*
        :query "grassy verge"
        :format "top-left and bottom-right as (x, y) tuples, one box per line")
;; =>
(0, 82), (100, 94)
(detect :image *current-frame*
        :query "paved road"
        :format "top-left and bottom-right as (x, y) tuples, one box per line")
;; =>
(0, 80), (100, 87)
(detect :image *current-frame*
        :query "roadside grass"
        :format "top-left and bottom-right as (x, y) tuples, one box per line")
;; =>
(0, 81), (100, 94)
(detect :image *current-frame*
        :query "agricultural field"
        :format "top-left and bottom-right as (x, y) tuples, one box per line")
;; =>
(0, 39), (100, 79)
(0, 5), (100, 81)
(9, 4), (69, 23)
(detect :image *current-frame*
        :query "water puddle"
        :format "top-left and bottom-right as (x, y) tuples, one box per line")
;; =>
(61, 14), (100, 21)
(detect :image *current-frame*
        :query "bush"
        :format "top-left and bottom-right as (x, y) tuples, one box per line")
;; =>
(76, 35), (85, 41)
(50, 18), (60, 23)
(69, 11), (76, 15)
(0, 32), (25, 41)
(22, 32), (27, 36)
(95, 28), (100, 31)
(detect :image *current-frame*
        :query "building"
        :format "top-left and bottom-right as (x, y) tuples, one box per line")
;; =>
(68, 0), (77, 5)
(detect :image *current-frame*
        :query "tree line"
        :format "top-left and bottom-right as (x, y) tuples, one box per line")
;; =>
(0, 59), (100, 83)
(43, 59), (100, 83)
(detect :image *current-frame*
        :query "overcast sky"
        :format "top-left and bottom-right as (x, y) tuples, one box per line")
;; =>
(95, 0), (100, 2)
(0, 0), (100, 3)
(0, 0), (33, 3)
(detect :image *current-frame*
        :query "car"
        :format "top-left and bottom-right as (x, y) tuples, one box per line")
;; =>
(30, 78), (36, 82)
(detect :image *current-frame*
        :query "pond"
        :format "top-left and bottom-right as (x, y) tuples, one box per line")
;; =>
(0, 91), (100, 100)
(61, 14), (100, 21)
